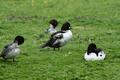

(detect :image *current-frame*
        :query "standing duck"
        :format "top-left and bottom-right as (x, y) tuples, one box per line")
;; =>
(0, 36), (24, 62)
(42, 22), (72, 50)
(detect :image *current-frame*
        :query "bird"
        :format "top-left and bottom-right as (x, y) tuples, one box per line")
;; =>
(45, 19), (58, 34)
(0, 36), (24, 62)
(84, 43), (106, 61)
(41, 22), (72, 50)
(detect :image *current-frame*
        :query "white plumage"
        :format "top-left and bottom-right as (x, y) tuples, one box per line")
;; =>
(57, 30), (72, 46)
(84, 51), (106, 61)
(47, 24), (57, 34)
(46, 19), (58, 34)
(84, 43), (106, 61)
(4, 43), (20, 59)
(42, 22), (72, 50)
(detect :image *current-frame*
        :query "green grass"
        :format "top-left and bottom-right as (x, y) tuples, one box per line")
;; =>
(0, 0), (120, 80)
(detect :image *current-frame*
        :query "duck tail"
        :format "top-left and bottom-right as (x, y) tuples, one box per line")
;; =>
(40, 43), (48, 48)
(40, 38), (53, 48)
(40, 40), (50, 48)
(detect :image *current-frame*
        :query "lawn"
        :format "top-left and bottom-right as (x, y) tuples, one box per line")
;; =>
(0, 0), (120, 80)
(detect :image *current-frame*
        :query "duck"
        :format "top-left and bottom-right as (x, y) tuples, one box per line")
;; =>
(46, 19), (58, 34)
(84, 43), (106, 61)
(42, 22), (72, 50)
(0, 36), (24, 62)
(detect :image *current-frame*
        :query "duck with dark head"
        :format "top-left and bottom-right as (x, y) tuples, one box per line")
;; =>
(0, 36), (24, 62)
(42, 22), (72, 50)
(84, 43), (106, 61)
(46, 19), (58, 34)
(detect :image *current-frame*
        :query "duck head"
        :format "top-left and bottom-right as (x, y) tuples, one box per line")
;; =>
(14, 36), (24, 45)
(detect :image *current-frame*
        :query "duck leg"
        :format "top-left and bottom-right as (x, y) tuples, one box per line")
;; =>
(13, 58), (16, 62)
(58, 47), (60, 50)
(53, 48), (56, 51)
(4, 58), (7, 62)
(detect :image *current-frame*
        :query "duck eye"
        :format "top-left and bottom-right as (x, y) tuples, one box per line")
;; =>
(100, 54), (102, 56)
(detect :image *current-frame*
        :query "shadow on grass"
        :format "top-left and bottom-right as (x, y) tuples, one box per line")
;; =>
(0, 58), (19, 65)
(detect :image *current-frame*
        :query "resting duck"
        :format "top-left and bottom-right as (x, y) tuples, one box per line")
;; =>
(84, 43), (106, 61)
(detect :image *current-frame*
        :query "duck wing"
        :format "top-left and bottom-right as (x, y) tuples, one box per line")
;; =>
(94, 48), (102, 56)
(41, 31), (65, 48)
(0, 43), (14, 57)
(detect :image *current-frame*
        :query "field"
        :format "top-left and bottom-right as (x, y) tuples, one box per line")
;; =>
(0, 0), (120, 80)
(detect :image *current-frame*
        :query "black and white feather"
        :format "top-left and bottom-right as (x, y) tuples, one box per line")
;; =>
(0, 36), (24, 62)
(84, 43), (106, 61)
(46, 19), (58, 34)
(42, 22), (72, 50)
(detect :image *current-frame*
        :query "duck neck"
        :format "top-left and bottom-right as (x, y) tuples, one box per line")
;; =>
(49, 24), (55, 30)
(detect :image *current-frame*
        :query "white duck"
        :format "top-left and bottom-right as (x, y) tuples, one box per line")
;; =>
(84, 43), (106, 61)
